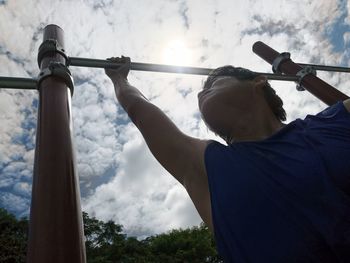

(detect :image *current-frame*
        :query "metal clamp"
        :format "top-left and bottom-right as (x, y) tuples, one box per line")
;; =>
(37, 39), (67, 67)
(37, 62), (74, 95)
(295, 66), (317, 91)
(272, 52), (291, 73)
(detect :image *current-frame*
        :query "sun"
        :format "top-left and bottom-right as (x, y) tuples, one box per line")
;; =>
(162, 39), (192, 66)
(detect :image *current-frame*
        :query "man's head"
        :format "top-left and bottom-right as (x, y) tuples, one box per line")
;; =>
(198, 65), (286, 143)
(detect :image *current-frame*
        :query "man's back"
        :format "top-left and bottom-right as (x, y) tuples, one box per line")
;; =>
(204, 101), (350, 262)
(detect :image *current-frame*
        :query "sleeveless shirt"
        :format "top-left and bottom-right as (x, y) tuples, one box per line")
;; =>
(205, 101), (350, 262)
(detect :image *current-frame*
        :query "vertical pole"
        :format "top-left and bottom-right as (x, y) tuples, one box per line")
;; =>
(27, 25), (86, 263)
(252, 41), (349, 105)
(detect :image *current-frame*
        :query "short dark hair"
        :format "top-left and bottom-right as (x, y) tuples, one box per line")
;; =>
(203, 65), (286, 122)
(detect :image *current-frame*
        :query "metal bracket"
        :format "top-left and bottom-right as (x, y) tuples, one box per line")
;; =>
(37, 62), (74, 95)
(295, 66), (317, 91)
(272, 52), (291, 73)
(37, 39), (67, 67)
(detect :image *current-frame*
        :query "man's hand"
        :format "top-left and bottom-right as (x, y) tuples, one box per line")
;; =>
(104, 56), (131, 84)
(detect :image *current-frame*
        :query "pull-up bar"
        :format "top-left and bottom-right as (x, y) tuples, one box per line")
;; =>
(0, 76), (37, 90)
(2, 55), (350, 91)
(68, 57), (300, 81)
(297, 63), (350, 73)
(69, 56), (350, 74)
(252, 41), (349, 105)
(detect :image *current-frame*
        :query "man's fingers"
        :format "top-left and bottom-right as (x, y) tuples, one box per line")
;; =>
(107, 56), (130, 64)
(123, 57), (131, 64)
(105, 56), (130, 80)
(119, 56), (131, 65)
(107, 57), (120, 62)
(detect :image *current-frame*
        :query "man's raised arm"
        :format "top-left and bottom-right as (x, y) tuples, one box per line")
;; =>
(104, 57), (208, 187)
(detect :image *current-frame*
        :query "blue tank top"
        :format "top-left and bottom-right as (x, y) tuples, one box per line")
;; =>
(205, 101), (350, 262)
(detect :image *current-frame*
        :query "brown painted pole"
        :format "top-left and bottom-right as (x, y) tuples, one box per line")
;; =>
(252, 41), (349, 105)
(27, 25), (86, 263)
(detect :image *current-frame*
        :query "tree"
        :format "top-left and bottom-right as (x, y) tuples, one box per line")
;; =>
(0, 208), (222, 262)
(0, 208), (28, 263)
(83, 212), (126, 263)
(146, 223), (222, 263)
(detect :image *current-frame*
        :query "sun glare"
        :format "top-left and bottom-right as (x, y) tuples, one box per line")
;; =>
(162, 39), (192, 66)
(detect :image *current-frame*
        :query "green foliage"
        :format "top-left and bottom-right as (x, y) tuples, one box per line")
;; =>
(83, 214), (222, 263)
(0, 208), (28, 263)
(146, 223), (221, 263)
(83, 212), (126, 263)
(0, 208), (222, 263)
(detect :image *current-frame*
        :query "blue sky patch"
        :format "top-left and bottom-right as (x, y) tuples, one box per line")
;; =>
(324, 0), (350, 55)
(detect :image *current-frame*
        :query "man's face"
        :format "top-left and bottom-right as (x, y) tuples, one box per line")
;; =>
(197, 76), (255, 135)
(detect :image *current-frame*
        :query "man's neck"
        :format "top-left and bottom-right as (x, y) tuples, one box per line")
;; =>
(227, 110), (286, 143)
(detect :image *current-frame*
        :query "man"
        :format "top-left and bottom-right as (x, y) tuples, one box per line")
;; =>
(105, 56), (350, 262)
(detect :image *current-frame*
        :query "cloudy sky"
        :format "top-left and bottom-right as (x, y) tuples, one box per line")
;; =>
(0, 0), (349, 238)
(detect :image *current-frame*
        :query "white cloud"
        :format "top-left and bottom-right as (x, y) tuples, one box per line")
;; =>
(82, 131), (202, 237)
(345, 0), (350, 25)
(13, 181), (31, 196)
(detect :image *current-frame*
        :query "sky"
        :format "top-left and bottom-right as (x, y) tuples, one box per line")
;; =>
(0, 0), (349, 239)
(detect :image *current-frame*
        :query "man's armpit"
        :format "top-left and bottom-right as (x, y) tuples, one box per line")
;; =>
(344, 99), (350, 113)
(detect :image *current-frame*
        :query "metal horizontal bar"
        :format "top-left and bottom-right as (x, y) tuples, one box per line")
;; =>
(297, 63), (350, 73)
(261, 73), (298, 81)
(0, 76), (37, 90)
(68, 57), (298, 81)
(70, 57), (350, 74)
(68, 57), (213, 75)
(0, 60), (345, 91)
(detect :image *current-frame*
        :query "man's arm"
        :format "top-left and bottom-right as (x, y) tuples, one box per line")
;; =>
(117, 79), (208, 185)
(104, 57), (208, 186)
(104, 57), (214, 229)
